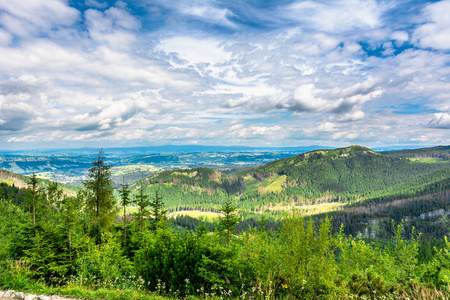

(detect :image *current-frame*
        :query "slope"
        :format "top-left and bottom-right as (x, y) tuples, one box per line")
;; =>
(0, 169), (80, 196)
(131, 145), (450, 212)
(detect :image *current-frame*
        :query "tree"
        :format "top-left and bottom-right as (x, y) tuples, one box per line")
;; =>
(60, 194), (82, 262)
(28, 173), (39, 225)
(83, 150), (117, 236)
(218, 198), (240, 248)
(47, 181), (63, 207)
(149, 190), (167, 230)
(133, 184), (150, 232)
(119, 177), (131, 247)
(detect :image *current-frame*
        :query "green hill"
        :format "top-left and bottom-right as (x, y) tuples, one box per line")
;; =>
(383, 145), (450, 160)
(131, 146), (450, 212)
(0, 169), (80, 196)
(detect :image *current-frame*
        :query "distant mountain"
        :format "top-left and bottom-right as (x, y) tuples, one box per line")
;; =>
(383, 145), (450, 159)
(0, 145), (332, 155)
(132, 145), (450, 212)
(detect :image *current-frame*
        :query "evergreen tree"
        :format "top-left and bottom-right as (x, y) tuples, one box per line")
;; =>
(218, 198), (240, 248)
(60, 195), (82, 262)
(82, 150), (117, 236)
(27, 173), (40, 225)
(119, 178), (131, 247)
(47, 181), (63, 207)
(149, 190), (167, 229)
(133, 184), (150, 232)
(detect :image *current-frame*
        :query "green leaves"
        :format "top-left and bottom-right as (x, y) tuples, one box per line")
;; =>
(82, 150), (118, 235)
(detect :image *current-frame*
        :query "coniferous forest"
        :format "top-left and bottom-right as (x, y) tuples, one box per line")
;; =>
(1, 147), (450, 299)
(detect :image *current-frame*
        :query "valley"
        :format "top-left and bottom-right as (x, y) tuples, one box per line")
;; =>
(1, 144), (450, 299)
(1, 145), (449, 239)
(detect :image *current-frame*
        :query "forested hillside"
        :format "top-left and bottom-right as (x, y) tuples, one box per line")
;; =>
(0, 169), (79, 195)
(131, 145), (450, 212)
(1, 145), (450, 299)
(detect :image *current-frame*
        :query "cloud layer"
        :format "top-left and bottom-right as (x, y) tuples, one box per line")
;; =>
(0, 0), (449, 149)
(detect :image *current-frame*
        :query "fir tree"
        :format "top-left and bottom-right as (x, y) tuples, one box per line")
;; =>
(61, 195), (82, 262)
(82, 149), (117, 237)
(149, 190), (167, 229)
(218, 198), (240, 248)
(133, 184), (150, 232)
(119, 177), (131, 247)
(28, 173), (39, 225)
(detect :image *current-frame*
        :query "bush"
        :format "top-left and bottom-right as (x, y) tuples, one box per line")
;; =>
(75, 232), (135, 289)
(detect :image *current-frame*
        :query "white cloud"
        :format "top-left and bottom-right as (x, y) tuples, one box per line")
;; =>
(0, 0), (80, 37)
(334, 110), (365, 122)
(180, 5), (236, 28)
(285, 0), (384, 33)
(0, 1), (449, 148)
(85, 6), (140, 50)
(318, 122), (337, 132)
(390, 31), (408, 46)
(158, 36), (232, 65)
(413, 0), (450, 50)
(0, 28), (12, 45)
(428, 112), (450, 129)
(228, 123), (284, 139)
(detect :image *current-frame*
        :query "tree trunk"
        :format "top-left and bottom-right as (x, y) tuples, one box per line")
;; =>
(33, 195), (35, 225)
(123, 205), (127, 247)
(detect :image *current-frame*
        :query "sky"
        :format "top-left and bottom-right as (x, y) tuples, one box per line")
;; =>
(0, 0), (449, 150)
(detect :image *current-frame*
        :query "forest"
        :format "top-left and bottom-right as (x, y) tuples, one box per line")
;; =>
(1, 147), (450, 299)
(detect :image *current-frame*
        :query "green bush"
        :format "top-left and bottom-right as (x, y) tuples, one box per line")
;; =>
(75, 232), (135, 289)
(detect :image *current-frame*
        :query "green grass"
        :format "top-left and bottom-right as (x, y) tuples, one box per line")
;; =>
(408, 157), (449, 164)
(112, 165), (162, 176)
(169, 210), (222, 222)
(264, 175), (286, 193)
(262, 202), (344, 215)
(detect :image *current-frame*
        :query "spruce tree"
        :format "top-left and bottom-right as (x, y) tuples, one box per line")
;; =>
(61, 195), (82, 262)
(218, 198), (240, 248)
(83, 149), (117, 237)
(119, 177), (131, 247)
(149, 190), (167, 229)
(28, 173), (39, 225)
(134, 184), (150, 232)
(47, 181), (63, 207)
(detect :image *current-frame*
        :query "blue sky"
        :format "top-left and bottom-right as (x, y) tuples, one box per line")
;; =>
(0, 0), (449, 149)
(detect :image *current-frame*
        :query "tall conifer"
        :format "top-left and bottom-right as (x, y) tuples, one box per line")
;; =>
(83, 149), (117, 237)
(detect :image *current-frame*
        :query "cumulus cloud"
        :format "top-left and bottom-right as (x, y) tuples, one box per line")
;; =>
(0, 0), (449, 148)
(0, 0), (80, 37)
(428, 113), (450, 129)
(85, 5), (140, 50)
(413, 0), (450, 50)
(158, 36), (232, 65)
(391, 31), (408, 46)
(279, 78), (382, 116)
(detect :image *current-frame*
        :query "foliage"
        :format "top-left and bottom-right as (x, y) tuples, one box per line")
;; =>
(217, 198), (240, 247)
(2, 146), (450, 299)
(149, 189), (167, 230)
(82, 150), (118, 236)
(76, 233), (133, 289)
(133, 184), (150, 233)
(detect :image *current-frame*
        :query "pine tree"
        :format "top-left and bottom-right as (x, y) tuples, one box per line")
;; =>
(60, 195), (82, 262)
(149, 190), (167, 230)
(83, 149), (117, 236)
(28, 173), (39, 225)
(133, 184), (150, 232)
(47, 181), (63, 207)
(119, 177), (131, 247)
(218, 198), (240, 248)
